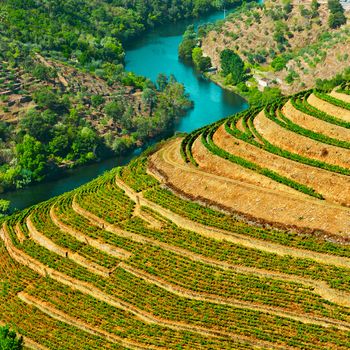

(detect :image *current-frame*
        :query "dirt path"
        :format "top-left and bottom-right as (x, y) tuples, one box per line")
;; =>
(71, 179), (350, 308)
(283, 100), (350, 142)
(308, 93), (350, 122)
(330, 90), (350, 105)
(192, 135), (300, 196)
(0, 321), (48, 350)
(120, 263), (350, 331)
(133, 201), (163, 229)
(212, 124), (350, 206)
(18, 292), (162, 350)
(50, 205), (131, 260)
(23, 338), (49, 350)
(1, 225), (282, 349)
(35, 54), (69, 88)
(254, 110), (350, 170)
(15, 223), (26, 243)
(148, 138), (350, 239)
(27, 216), (111, 277)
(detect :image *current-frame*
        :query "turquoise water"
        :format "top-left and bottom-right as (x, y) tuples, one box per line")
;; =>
(3, 9), (248, 211)
(125, 10), (248, 132)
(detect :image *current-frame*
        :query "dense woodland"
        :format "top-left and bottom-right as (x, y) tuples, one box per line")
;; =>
(1, 0), (243, 70)
(0, 0), (248, 193)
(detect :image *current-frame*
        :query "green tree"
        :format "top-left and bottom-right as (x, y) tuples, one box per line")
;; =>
(33, 88), (69, 112)
(220, 49), (245, 84)
(91, 95), (105, 108)
(329, 11), (347, 28)
(328, 0), (346, 28)
(71, 127), (98, 160)
(311, 0), (320, 17)
(142, 88), (157, 116)
(156, 74), (168, 92)
(16, 135), (47, 182)
(178, 25), (197, 61)
(0, 326), (23, 350)
(192, 47), (212, 72)
(271, 55), (289, 71)
(104, 100), (125, 121)
(20, 109), (57, 142)
(0, 199), (10, 217)
(283, 0), (292, 14)
(48, 134), (70, 157)
(32, 64), (57, 82)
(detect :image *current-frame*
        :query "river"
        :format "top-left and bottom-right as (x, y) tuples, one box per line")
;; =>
(3, 8), (248, 211)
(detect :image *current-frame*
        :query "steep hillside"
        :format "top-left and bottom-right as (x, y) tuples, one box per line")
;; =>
(1, 84), (350, 349)
(200, 0), (349, 94)
(0, 55), (191, 193)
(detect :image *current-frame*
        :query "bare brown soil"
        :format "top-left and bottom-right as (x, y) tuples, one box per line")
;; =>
(192, 135), (299, 195)
(254, 110), (350, 169)
(213, 123), (350, 206)
(149, 138), (350, 239)
(283, 100), (350, 143)
(331, 90), (350, 104)
(308, 94), (350, 122)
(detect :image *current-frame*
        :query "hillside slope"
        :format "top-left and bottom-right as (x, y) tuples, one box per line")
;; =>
(0, 54), (191, 193)
(201, 0), (350, 94)
(0, 85), (350, 349)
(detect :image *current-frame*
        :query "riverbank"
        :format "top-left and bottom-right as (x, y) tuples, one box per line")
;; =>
(204, 71), (283, 107)
(2, 7), (248, 212)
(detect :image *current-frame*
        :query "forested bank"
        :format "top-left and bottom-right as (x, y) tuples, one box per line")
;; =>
(0, 0), (249, 193)
(1, 0), (243, 72)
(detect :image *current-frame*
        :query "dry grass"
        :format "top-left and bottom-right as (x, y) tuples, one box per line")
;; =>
(150, 138), (350, 238)
(254, 110), (350, 169)
(283, 100), (350, 142)
(213, 123), (350, 206)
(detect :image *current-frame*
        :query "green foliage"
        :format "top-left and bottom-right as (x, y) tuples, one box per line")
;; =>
(16, 135), (47, 183)
(328, 0), (346, 28)
(311, 0), (320, 17)
(32, 64), (57, 81)
(220, 49), (245, 84)
(91, 95), (105, 108)
(0, 199), (10, 217)
(2, 0), (243, 70)
(246, 87), (282, 107)
(316, 69), (350, 91)
(20, 109), (57, 142)
(192, 47), (212, 72)
(0, 326), (23, 350)
(32, 87), (69, 112)
(178, 25), (197, 61)
(271, 55), (289, 71)
(104, 100), (125, 121)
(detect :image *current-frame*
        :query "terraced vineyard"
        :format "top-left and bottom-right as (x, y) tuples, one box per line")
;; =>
(1, 86), (350, 349)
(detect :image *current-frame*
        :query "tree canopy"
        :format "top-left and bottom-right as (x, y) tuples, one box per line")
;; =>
(0, 326), (23, 350)
(328, 0), (346, 28)
(220, 49), (245, 85)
